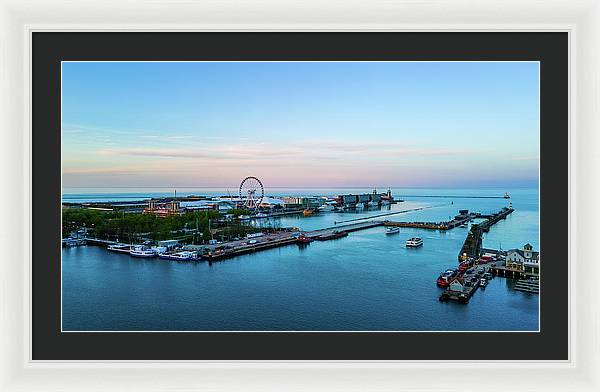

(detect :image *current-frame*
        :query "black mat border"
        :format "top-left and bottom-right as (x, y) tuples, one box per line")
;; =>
(32, 32), (568, 360)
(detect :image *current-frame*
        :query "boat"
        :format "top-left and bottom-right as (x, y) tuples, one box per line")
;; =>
(158, 251), (197, 261)
(405, 237), (423, 247)
(367, 201), (379, 209)
(107, 244), (132, 254)
(303, 208), (316, 216)
(436, 269), (457, 287)
(479, 278), (489, 288)
(315, 230), (348, 241)
(503, 192), (510, 199)
(355, 203), (364, 210)
(318, 203), (335, 212)
(385, 227), (400, 235)
(296, 234), (313, 244)
(458, 261), (470, 272)
(130, 245), (156, 258)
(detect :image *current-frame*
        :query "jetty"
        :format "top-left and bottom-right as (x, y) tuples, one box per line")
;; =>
(384, 212), (479, 231)
(458, 207), (514, 261)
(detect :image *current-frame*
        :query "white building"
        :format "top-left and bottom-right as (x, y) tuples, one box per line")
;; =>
(506, 243), (540, 274)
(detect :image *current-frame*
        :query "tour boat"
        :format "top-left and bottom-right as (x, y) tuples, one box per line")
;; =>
(130, 245), (156, 258)
(405, 237), (423, 247)
(385, 227), (400, 235)
(158, 251), (197, 261)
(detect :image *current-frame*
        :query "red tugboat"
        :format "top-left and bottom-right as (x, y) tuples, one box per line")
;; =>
(458, 261), (470, 272)
(437, 269), (458, 288)
(296, 234), (313, 244)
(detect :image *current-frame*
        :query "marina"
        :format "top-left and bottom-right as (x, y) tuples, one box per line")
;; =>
(62, 187), (539, 331)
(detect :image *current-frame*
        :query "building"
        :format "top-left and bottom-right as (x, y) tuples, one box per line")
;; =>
(143, 200), (184, 217)
(258, 197), (285, 209)
(448, 277), (465, 293)
(506, 243), (540, 274)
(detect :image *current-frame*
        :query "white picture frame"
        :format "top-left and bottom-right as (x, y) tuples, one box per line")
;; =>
(1, 0), (597, 390)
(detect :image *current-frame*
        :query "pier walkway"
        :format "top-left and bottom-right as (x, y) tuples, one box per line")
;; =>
(458, 207), (514, 261)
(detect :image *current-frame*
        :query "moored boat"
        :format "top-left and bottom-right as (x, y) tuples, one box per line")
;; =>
(130, 245), (156, 258)
(107, 244), (132, 254)
(315, 230), (348, 241)
(303, 208), (316, 216)
(296, 234), (313, 244)
(437, 269), (458, 287)
(158, 251), (198, 261)
(405, 237), (423, 247)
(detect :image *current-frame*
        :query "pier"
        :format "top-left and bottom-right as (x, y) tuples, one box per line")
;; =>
(384, 212), (479, 231)
(458, 207), (514, 261)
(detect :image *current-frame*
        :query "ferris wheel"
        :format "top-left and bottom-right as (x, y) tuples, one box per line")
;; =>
(239, 176), (264, 209)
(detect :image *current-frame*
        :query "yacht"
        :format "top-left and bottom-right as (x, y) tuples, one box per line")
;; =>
(130, 245), (156, 258)
(405, 237), (423, 248)
(385, 227), (400, 235)
(318, 203), (336, 212)
(158, 251), (198, 261)
(107, 244), (132, 254)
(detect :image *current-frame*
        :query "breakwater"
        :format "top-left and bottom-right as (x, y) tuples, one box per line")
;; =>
(458, 207), (514, 261)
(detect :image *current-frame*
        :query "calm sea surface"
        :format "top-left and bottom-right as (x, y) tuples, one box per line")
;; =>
(62, 187), (539, 331)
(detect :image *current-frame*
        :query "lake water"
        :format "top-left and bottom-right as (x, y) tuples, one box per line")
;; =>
(62, 187), (539, 331)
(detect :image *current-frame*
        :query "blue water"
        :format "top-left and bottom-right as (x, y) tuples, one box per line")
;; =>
(62, 187), (539, 331)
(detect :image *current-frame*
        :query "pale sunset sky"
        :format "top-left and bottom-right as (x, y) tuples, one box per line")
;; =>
(62, 61), (539, 188)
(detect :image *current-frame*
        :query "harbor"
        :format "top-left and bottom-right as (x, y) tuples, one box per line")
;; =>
(63, 190), (538, 330)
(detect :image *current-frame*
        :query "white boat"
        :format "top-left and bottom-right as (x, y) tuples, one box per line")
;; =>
(158, 251), (197, 261)
(130, 245), (156, 258)
(107, 244), (132, 254)
(385, 227), (400, 235)
(355, 203), (364, 210)
(318, 203), (335, 212)
(150, 246), (167, 254)
(405, 237), (423, 247)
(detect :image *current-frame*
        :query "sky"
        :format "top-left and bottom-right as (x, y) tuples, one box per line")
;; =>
(62, 61), (539, 189)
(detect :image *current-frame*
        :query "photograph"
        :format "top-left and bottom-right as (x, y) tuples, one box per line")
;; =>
(60, 60), (540, 332)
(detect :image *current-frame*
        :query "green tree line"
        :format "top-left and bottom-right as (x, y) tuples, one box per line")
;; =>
(62, 208), (260, 244)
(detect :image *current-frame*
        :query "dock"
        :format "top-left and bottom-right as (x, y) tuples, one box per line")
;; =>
(458, 207), (514, 261)
(384, 212), (479, 231)
(306, 220), (383, 238)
